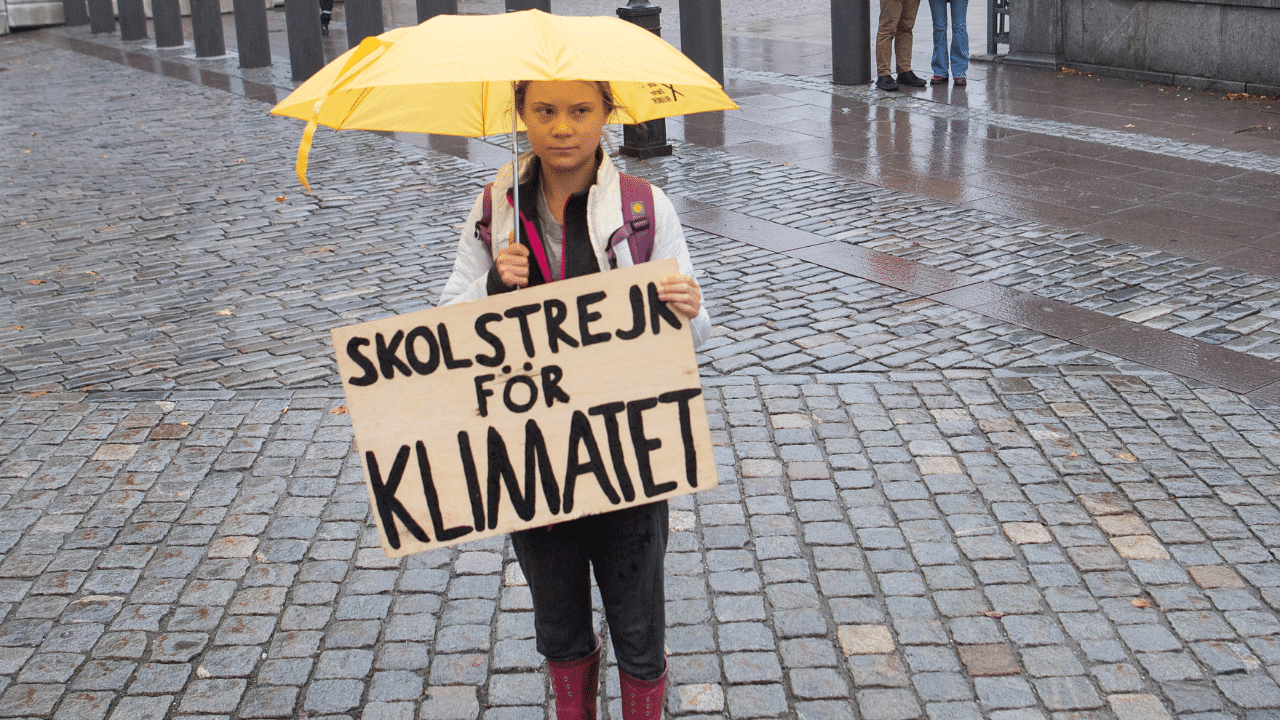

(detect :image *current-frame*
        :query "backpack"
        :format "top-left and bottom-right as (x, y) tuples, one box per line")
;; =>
(475, 173), (656, 269)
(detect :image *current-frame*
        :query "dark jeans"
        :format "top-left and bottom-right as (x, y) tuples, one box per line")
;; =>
(510, 501), (669, 681)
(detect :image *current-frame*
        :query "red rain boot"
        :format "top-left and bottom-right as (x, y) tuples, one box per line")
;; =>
(619, 663), (667, 720)
(547, 643), (601, 720)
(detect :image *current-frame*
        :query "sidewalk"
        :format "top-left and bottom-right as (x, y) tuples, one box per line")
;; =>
(4, 5), (1280, 720)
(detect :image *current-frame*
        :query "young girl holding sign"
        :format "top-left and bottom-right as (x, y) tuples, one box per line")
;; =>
(439, 80), (710, 719)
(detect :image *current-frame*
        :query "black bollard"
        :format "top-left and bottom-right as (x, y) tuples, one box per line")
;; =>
(284, 0), (325, 80)
(505, 0), (549, 10)
(118, 0), (148, 40)
(346, 0), (386, 48)
(233, 0), (272, 67)
(86, 0), (115, 34)
(417, 0), (456, 22)
(618, 0), (673, 159)
(190, 0), (227, 57)
(678, 0), (723, 85)
(831, 0), (872, 85)
(152, 0), (184, 47)
(62, 0), (90, 26)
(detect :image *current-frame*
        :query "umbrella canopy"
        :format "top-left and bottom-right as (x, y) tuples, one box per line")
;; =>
(271, 10), (738, 189)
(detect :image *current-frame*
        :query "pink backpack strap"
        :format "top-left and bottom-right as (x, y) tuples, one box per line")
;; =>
(607, 174), (656, 266)
(475, 183), (495, 260)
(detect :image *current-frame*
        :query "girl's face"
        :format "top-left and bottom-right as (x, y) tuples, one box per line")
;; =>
(521, 81), (608, 177)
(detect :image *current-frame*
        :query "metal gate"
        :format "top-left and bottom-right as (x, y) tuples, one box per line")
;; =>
(987, 0), (1010, 55)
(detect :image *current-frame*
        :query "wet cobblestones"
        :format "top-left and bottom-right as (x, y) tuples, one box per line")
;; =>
(726, 68), (1280, 177)
(5, 34), (1280, 720)
(615, 140), (1280, 367)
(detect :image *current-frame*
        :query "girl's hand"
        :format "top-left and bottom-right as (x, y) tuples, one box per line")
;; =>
(496, 231), (530, 288)
(656, 274), (701, 319)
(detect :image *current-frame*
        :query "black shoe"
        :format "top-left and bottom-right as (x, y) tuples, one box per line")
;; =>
(321, 24), (329, 36)
(897, 70), (927, 87)
(875, 74), (899, 91)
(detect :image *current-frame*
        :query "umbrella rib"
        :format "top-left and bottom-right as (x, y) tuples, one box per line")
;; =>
(336, 87), (376, 129)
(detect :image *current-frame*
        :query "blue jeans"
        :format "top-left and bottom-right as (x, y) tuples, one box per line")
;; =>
(929, 0), (969, 79)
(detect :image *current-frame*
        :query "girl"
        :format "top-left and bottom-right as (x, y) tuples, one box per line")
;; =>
(438, 79), (710, 720)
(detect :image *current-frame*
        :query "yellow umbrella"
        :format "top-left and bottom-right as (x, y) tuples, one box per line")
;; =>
(271, 9), (738, 191)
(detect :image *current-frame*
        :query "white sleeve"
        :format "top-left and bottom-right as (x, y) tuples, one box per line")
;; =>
(437, 191), (495, 307)
(651, 186), (712, 349)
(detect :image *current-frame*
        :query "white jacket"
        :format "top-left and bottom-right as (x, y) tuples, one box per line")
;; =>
(438, 151), (711, 348)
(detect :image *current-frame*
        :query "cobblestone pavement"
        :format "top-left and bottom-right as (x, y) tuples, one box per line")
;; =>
(633, 139), (1280, 365)
(7, 29), (1280, 720)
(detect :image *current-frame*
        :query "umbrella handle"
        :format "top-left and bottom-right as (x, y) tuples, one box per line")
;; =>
(511, 82), (521, 265)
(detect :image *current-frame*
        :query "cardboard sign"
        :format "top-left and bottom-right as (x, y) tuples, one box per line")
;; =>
(331, 259), (717, 557)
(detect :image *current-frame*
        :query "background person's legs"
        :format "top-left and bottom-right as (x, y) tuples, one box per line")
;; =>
(928, 0), (949, 79)
(949, 0), (970, 78)
(893, 0), (921, 74)
(875, 0), (906, 78)
(319, 0), (333, 35)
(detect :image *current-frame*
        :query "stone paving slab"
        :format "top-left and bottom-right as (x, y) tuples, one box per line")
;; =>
(7, 32), (1280, 720)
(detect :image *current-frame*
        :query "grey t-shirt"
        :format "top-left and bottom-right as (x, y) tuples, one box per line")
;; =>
(535, 184), (565, 282)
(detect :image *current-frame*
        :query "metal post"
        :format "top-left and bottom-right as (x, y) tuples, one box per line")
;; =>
(987, 0), (995, 55)
(61, 0), (89, 26)
(190, 0), (226, 57)
(618, 0), (673, 159)
(152, 0), (184, 47)
(233, 0), (272, 67)
(417, 0), (456, 23)
(987, 0), (1009, 55)
(678, 0), (723, 85)
(505, 0), (549, 11)
(86, 0), (114, 34)
(118, 0), (148, 40)
(284, 0), (325, 80)
(831, 0), (871, 84)
(346, 0), (385, 48)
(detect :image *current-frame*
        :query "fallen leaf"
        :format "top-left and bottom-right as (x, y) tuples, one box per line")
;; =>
(179, 422), (190, 426)
(330, 406), (348, 414)
(10, 326), (22, 330)
(1124, 124), (1135, 128)
(236, 158), (245, 163)
(27, 279), (46, 285)
(984, 611), (1006, 619)
(196, 666), (211, 678)
(101, 155), (108, 159)
(216, 308), (235, 316)
(1131, 598), (1151, 608)
(22, 150), (31, 154)
(276, 195), (286, 202)
(29, 391), (47, 398)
